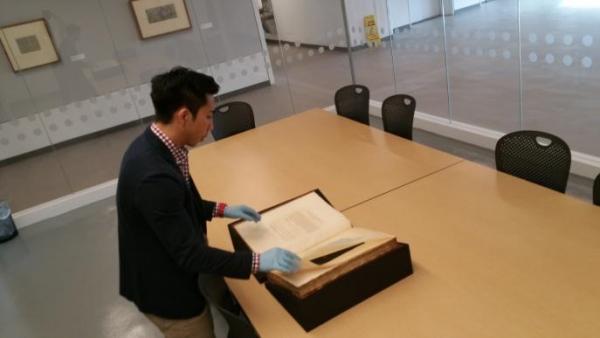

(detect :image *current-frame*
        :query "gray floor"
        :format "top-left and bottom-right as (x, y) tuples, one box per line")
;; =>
(0, 195), (229, 338)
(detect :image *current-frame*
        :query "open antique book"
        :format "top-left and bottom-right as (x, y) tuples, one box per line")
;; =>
(232, 191), (401, 299)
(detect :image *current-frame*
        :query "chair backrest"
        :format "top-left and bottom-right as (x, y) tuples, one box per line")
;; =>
(212, 102), (256, 141)
(334, 85), (370, 125)
(594, 173), (600, 206)
(198, 274), (259, 338)
(381, 94), (416, 140)
(495, 130), (571, 193)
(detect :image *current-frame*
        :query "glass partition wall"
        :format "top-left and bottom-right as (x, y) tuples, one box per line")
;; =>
(1, 0), (599, 212)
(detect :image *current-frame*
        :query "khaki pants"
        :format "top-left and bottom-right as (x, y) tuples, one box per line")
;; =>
(146, 307), (215, 338)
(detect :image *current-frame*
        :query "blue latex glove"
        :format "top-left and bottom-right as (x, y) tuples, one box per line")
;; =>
(259, 248), (301, 273)
(223, 205), (261, 222)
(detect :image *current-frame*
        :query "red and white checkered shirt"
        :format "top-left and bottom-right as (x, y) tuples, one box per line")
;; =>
(151, 123), (260, 273)
(150, 123), (190, 185)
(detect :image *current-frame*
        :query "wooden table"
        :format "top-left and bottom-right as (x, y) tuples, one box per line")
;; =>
(190, 108), (461, 211)
(190, 109), (600, 337)
(337, 161), (600, 338)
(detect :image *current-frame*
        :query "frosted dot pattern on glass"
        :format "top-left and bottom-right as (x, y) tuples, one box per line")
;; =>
(2, 51), (272, 160)
(582, 56), (593, 68)
(563, 55), (573, 66)
(2, 20), (596, 162)
(529, 33), (538, 43)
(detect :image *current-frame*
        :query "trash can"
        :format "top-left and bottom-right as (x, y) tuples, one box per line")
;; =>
(0, 201), (18, 243)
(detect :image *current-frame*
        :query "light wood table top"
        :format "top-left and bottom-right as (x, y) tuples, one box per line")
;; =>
(190, 108), (461, 212)
(217, 161), (600, 338)
(190, 109), (600, 337)
(335, 161), (600, 338)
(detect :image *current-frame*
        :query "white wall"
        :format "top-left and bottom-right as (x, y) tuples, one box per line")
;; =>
(454, 0), (481, 11)
(345, 0), (393, 45)
(270, 0), (441, 48)
(270, 0), (347, 47)
(387, 0), (410, 30)
(409, 0), (442, 23)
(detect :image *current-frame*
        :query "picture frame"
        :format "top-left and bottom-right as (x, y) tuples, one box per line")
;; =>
(0, 18), (60, 72)
(130, 0), (192, 40)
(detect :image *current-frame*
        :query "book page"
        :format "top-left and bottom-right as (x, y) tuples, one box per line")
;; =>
(234, 192), (351, 253)
(276, 227), (395, 288)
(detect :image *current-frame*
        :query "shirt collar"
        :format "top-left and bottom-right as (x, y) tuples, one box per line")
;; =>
(150, 123), (188, 161)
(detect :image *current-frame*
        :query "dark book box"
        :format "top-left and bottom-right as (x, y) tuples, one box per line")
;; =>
(228, 189), (413, 331)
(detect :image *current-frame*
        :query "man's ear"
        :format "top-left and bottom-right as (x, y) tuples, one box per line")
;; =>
(173, 107), (190, 124)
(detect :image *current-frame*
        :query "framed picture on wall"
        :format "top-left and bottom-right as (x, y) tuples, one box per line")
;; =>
(130, 0), (192, 39)
(0, 19), (60, 72)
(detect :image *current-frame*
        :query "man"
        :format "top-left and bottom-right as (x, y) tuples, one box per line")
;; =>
(117, 67), (300, 338)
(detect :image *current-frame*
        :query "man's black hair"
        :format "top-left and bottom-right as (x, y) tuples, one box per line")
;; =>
(150, 67), (220, 123)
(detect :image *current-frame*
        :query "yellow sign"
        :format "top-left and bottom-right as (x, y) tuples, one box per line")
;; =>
(363, 15), (381, 46)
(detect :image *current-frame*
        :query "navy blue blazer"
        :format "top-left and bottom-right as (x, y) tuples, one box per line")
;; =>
(117, 127), (252, 319)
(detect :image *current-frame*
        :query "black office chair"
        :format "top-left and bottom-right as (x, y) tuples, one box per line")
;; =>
(334, 85), (370, 125)
(381, 94), (417, 140)
(198, 274), (259, 338)
(212, 102), (256, 141)
(495, 130), (571, 193)
(593, 173), (600, 206)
